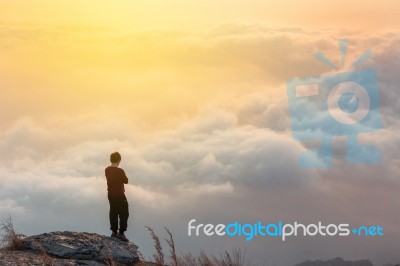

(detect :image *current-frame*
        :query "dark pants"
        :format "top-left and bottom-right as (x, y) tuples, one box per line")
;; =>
(108, 193), (129, 233)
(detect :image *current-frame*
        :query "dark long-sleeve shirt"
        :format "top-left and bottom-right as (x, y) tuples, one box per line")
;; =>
(105, 166), (128, 195)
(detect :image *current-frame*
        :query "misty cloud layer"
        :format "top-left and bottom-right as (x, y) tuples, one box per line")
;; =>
(0, 24), (399, 265)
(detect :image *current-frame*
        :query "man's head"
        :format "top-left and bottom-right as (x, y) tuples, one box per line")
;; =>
(110, 152), (121, 165)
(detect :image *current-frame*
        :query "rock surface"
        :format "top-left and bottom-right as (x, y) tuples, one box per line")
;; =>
(0, 231), (141, 266)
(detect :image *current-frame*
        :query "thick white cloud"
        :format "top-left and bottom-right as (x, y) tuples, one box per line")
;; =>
(0, 25), (399, 265)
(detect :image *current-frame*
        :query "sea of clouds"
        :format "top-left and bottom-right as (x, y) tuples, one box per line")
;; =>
(0, 24), (399, 265)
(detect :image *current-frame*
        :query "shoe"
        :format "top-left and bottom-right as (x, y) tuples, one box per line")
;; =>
(111, 231), (118, 238)
(117, 233), (129, 242)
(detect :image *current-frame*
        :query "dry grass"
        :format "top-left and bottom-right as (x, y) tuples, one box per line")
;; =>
(137, 249), (146, 262)
(164, 227), (178, 266)
(0, 216), (24, 251)
(1, 217), (54, 265)
(212, 249), (252, 266)
(197, 250), (214, 266)
(145, 226), (253, 266)
(145, 226), (165, 266)
(177, 248), (251, 266)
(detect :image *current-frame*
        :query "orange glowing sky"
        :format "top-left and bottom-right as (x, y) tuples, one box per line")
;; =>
(0, 0), (397, 131)
(1, 0), (398, 29)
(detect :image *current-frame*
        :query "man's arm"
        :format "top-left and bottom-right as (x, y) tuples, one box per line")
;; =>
(121, 170), (128, 184)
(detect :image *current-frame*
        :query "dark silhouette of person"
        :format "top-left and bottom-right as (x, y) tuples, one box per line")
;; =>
(105, 152), (129, 242)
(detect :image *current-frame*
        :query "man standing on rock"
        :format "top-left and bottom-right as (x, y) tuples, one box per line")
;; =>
(105, 151), (129, 242)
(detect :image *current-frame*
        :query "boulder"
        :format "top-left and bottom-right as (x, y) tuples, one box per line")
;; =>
(22, 231), (140, 265)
